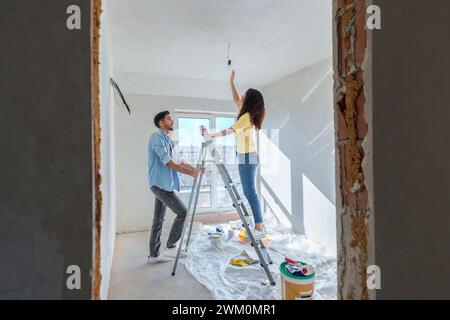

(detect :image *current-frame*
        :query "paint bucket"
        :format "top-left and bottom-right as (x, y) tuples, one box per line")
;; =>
(209, 232), (223, 248)
(280, 261), (315, 300)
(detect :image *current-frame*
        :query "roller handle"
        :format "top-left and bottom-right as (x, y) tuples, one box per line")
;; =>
(285, 257), (299, 265)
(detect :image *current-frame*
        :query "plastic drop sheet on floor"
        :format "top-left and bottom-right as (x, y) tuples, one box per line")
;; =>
(180, 217), (337, 300)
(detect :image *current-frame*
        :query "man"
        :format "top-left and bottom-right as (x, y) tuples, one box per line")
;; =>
(147, 111), (204, 264)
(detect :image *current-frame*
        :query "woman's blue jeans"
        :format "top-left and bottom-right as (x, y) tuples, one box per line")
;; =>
(237, 152), (263, 224)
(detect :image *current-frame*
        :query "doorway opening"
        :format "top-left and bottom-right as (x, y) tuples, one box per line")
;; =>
(92, 0), (371, 300)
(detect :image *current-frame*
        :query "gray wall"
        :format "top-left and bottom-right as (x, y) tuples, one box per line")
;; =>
(0, 0), (92, 299)
(373, 0), (450, 299)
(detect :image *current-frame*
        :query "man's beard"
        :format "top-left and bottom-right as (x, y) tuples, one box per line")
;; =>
(162, 123), (174, 131)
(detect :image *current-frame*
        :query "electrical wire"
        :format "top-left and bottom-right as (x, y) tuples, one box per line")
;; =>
(110, 77), (131, 115)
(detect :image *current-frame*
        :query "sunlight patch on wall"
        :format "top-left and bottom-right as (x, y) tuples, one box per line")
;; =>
(303, 174), (336, 257)
(259, 131), (292, 215)
(261, 183), (292, 229)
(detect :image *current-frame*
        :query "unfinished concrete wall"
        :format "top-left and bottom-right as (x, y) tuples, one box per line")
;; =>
(261, 58), (336, 256)
(333, 0), (375, 300)
(372, 0), (450, 299)
(0, 0), (93, 299)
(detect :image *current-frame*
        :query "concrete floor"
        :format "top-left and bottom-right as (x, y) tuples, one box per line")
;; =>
(108, 231), (213, 300)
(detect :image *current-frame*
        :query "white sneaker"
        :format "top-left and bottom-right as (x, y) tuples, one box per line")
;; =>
(147, 255), (173, 264)
(252, 229), (266, 240)
(164, 246), (187, 259)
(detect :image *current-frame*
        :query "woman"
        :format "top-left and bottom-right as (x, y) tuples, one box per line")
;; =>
(201, 70), (266, 236)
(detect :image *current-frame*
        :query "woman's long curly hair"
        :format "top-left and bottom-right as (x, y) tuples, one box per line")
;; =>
(236, 88), (266, 130)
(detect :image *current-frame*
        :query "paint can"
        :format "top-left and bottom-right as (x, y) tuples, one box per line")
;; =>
(209, 232), (223, 248)
(280, 261), (315, 300)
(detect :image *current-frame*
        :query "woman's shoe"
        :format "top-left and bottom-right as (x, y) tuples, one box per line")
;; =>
(252, 228), (266, 240)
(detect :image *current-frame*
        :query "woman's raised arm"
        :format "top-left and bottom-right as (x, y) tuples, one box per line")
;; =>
(230, 70), (241, 110)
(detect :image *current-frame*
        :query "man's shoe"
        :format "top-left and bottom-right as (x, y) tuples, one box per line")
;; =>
(147, 255), (173, 264)
(164, 246), (187, 259)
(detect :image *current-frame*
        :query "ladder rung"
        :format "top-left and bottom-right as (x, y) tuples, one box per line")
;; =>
(233, 200), (243, 206)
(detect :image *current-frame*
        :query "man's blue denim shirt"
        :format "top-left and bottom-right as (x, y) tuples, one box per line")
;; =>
(147, 129), (180, 192)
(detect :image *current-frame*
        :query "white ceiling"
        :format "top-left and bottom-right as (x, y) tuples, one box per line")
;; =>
(106, 0), (332, 88)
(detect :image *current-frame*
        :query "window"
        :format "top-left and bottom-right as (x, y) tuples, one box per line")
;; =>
(177, 116), (212, 209)
(174, 111), (245, 213)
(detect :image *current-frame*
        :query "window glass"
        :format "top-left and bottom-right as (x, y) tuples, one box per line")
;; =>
(177, 117), (211, 208)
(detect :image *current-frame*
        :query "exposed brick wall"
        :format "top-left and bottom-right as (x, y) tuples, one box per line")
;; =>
(334, 0), (373, 300)
(92, 0), (102, 301)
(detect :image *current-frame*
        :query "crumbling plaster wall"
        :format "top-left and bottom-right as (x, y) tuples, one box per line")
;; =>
(333, 0), (375, 300)
(92, 0), (102, 300)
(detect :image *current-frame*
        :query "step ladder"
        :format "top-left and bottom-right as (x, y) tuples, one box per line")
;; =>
(171, 136), (276, 286)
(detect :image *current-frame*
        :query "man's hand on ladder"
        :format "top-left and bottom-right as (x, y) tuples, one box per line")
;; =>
(191, 167), (205, 178)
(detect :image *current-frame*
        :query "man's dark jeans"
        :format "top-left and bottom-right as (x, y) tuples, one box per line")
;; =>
(149, 186), (187, 258)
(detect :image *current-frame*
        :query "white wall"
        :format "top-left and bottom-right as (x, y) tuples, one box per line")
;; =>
(99, 3), (116, 300)
(115, 94), (233, 234)
(260, 57), (336, 256)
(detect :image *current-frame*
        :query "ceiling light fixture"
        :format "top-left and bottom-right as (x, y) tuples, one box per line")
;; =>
(227, 43), (232, 69)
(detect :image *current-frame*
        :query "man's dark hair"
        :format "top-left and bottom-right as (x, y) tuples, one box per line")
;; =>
(154, 111), (170, 128)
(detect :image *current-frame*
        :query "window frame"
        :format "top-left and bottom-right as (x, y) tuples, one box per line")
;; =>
(174, 110), (239, 214)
